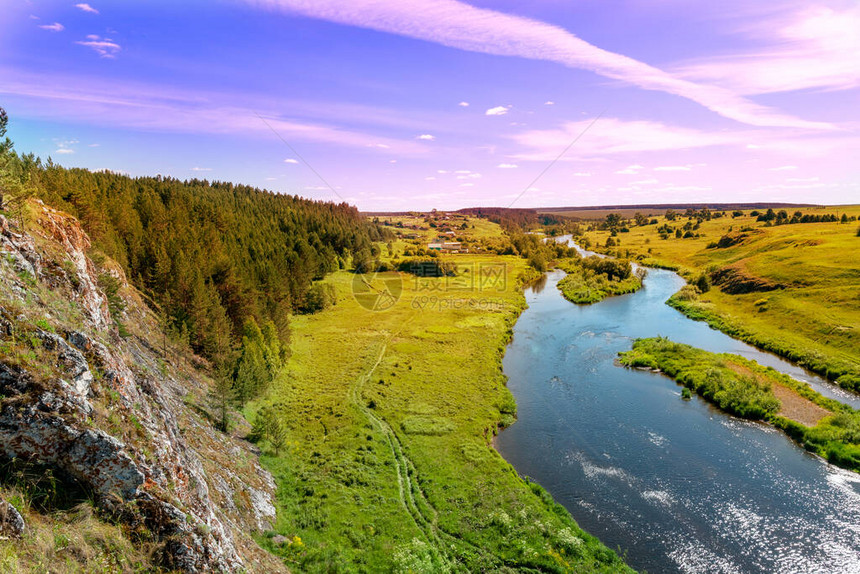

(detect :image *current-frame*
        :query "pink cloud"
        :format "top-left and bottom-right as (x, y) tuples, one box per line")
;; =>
(673, 5), (860, 94)
(76, 35), (121, 58)
(248, 0), (835, 129)
(39, 22), (65, 32)
(75, 3), (100, 15)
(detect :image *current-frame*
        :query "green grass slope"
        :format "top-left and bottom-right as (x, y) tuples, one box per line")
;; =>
(583, 206), (860, 392)
(250, 254), (633, 572)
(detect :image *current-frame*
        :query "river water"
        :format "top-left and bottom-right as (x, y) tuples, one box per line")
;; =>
(496, 244), (860, 574)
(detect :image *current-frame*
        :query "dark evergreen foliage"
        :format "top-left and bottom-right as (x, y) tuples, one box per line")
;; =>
(0, 113), (387, 370)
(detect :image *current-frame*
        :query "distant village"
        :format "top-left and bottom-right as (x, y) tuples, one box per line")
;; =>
(378, 211), (471, 254)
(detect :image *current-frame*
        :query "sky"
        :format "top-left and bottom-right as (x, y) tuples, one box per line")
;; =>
(1, 0), (859, 211)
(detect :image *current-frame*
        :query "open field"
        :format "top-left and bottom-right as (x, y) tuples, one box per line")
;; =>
(539, 204), (815, 221)
(581, 206), (860, 392)
(620, 337), (860, 471)
(248, 220), (632, 572)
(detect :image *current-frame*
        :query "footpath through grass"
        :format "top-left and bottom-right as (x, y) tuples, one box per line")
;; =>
(620, 337), (860, 472)
(250, 253), (633, 572)
(582, 206), (860, 393)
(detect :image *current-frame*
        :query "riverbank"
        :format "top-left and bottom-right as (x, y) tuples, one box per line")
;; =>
(555, 257), (642, 304)
(581, 206), (860, 393)
(619, 337), (860, 472)
(249, 251), (633, 571)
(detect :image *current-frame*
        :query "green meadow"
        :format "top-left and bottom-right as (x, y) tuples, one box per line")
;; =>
(248, 221), (632, 572)
(581, 206), (860, 392)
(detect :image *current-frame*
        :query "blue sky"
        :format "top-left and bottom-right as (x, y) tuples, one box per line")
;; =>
(2, 0), (858, 211)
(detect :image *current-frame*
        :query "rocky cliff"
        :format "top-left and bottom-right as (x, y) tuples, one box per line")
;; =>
(0, 202), (285, 572)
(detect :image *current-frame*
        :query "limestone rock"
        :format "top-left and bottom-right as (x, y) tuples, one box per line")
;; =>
(0, 499), (25, 539)
(0, 203), (285, 573)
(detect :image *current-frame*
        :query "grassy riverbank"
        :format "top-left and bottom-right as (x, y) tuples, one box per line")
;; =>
(620, 337), (860, 471)
(582, 206), (860, 392)
(249, 245), (633, 571)
(556, 257), (642, 304)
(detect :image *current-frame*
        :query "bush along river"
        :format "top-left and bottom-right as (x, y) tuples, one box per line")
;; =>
(496, 239), (860, 574)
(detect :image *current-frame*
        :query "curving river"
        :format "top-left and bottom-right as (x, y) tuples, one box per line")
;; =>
(496, 241), (860, 574)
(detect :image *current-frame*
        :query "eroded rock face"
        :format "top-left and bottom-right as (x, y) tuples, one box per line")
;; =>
(0, 207), (284, 572)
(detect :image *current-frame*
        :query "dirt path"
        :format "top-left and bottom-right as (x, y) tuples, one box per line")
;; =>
(726, 362), (831, 426)
(348, 318), (456, 569)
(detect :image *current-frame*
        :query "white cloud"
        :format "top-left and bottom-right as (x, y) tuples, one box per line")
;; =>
(457, 173), (481, 179)
(54, 148), (74, 155)
(573, 172), (591, 177)
(425, 176), (436, 180)
(674, 5), (860, 94)
(497, 163), (518, 169)
(746, 144), (761, 149)
(454, 169), (471, 174)
(786, 177), (819, 183)
(76, 35), (121, 58)
(460, 182), (474, 187)
(631, 178), (659, 185)
(437, 169), (449, 174)
(75, 3), (99, 14)
(88, 143), (100, 147)
(654, 166), (692, 172)
(512, 118), (744, 160)
(544, 101), (555, 105)
(265, 177), (277, 181)
(458, 101), (469, 107)
(389, 159), (397, 163)
(485, 105), (510, 116)
(284, 158), (299, 164)
(191, 166), (212, 171)
(770, 165), (798, 171)
(615, 164), (646, 175)
(417, 134), (435, 140)
(250, 0), (834, 129)
(39, 22), (64, 32)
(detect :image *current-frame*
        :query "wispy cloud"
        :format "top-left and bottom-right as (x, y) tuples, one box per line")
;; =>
(497, 163), (518, 168)
(769, 165), (798, 171)
(615, 164), (644, 175)
(191, 166), (212, 171)
(674, 5), (860, 94)
(417, 133), (436, 140)
(75, 3), (100, 14)
(76, 35), (121, 58)
(39, 22), (65, 32)
(486, 105), (510, 116)
(654, 165), (692, 172)
(458, 101), (469, 107)
(512, 118), (741, 160)
(544, 101), (555, 105)
(52, 138), (78, 155)
(248, 0), (834, 129)
(0, 69), (429, 154)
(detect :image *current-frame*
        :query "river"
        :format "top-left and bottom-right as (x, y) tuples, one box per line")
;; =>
(496, 243), (860, 574)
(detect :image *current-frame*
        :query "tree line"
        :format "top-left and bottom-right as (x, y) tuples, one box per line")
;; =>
(0, 108), (389, 408)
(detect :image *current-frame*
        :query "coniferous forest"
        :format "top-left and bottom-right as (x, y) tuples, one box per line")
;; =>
(4, 137), (388, 397)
